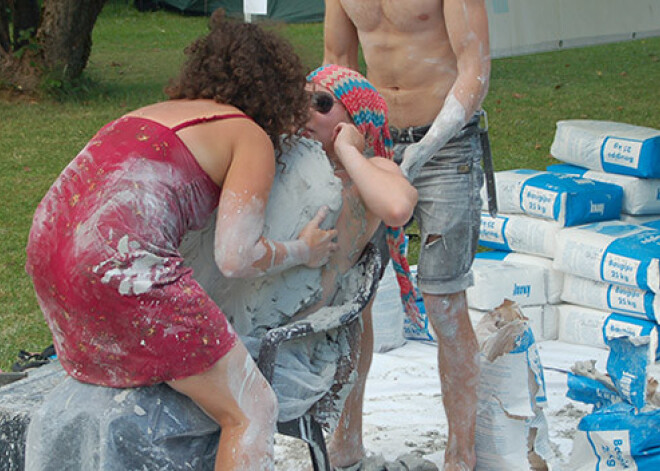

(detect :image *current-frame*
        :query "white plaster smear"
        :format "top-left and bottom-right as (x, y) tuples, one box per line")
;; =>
(273, 340), (609, 470)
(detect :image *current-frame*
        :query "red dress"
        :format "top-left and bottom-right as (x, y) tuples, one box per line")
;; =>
(25, 115), (248, 387)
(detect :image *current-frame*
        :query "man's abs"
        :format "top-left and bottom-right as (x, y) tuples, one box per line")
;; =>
(341, 0), (457, 127)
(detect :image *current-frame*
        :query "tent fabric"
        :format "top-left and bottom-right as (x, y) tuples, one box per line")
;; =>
(158, 0), (324, 23)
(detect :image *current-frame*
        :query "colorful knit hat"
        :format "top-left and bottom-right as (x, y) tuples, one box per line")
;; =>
(307, 64), (420, 322)
(307, 64), (393, 159)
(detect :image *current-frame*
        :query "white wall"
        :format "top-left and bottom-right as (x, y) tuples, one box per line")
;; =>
(487, 0), (660, 58)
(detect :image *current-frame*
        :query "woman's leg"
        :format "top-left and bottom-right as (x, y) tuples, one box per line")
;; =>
(167, 341), (278, 471)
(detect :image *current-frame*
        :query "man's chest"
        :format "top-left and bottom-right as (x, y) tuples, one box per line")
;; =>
(340, 0), (442, 32)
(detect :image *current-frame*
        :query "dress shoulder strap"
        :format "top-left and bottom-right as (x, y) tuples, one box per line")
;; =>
(171, 113), (253, 133)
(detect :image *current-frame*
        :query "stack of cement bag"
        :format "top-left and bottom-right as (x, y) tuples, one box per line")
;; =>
(473, 164), (622, 343)
(476, 120), (660, 357)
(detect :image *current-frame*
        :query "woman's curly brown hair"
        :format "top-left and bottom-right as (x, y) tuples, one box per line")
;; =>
(165, 9), (309, 155)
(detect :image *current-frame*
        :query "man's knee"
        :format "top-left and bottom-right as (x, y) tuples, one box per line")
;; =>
(424, 291), (469, 336)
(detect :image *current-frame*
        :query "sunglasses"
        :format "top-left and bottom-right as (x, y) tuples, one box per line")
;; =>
(309, 91), (339, 114)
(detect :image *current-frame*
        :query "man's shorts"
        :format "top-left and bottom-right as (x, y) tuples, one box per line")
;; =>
(392, 116), (485, 296)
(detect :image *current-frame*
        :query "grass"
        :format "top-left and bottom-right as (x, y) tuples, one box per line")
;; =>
(1, 1), (659, 371)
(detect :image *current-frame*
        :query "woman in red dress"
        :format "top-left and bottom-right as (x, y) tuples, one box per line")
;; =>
(24, 10), (337, 471)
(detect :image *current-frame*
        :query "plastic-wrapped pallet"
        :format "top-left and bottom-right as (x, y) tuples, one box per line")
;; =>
(486, 169), (622, 226)
(550, 120), (660, 178)
(561, 273), (660, 323)
(477, 250), (563, 304)
(466, 258), (546, 310)
(553, 220), (660, 293)
(556, 303), (660, 359)
(548, 163), (660, 215)
(479, 212), (561, 259)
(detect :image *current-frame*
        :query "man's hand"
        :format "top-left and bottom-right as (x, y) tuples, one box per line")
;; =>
(400, 142), (431, 182)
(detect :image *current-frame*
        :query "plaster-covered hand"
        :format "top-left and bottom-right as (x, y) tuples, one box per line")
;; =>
(400, 94), (468, 182)
(400, 142), (432, 182)
(298, 206), (339, 268)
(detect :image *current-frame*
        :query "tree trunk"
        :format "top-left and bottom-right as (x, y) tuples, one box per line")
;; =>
(37, 0), (106, 81)
(0, 0), (10, 53)
(12, 0), (40, 49)
(0, 0), (107, 93)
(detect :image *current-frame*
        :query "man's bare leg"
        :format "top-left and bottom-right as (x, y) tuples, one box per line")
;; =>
(426, 291), (479, 471)
(327, 298), (374, 469)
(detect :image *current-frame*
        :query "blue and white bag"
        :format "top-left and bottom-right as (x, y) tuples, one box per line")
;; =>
(561, 274), (660, 323)
(474, 301), (556, 470)
(550, 120), (660, 178)
(568, 402), (660, 470)
(567, 330), (660, 470)
(491, 169), (622, 226)
(548, 163), (660, 216)
(480, 212), (561, 258)
(554, 220), (660, 293)
(479, 250), (564, 304)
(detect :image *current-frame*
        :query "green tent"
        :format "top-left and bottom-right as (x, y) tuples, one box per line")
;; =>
(159, 0), (324, 23)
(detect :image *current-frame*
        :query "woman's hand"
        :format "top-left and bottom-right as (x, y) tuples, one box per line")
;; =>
(298, 206), (339, 268)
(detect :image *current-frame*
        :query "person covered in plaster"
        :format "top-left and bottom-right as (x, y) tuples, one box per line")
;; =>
(23, 10), (337, 471)
(323, 0), (492, 469)
(187, 64), (418, 433)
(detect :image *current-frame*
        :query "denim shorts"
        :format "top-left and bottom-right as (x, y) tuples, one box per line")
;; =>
(393, 117), (485, 295)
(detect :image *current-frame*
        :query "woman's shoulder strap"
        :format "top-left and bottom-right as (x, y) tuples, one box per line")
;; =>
(171, 113), (253, 133)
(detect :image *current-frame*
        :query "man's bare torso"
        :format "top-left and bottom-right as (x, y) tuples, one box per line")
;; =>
(340, 0), (456, 127)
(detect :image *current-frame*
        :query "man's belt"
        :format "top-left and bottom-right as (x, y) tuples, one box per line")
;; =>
(389, 125), (431, 144)
(389, 111), (498, 217)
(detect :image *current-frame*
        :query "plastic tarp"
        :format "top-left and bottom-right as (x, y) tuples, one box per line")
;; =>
(158, 0), (324, 23)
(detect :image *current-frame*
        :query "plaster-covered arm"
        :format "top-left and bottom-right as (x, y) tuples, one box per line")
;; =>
(211, 128), (338, 279)
(400, 0), (491, 181)
(214, 194), (337, 279)
(334, 123), (417, 227)
(322, 0), (360, 70)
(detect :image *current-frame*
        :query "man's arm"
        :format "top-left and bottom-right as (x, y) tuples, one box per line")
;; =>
(323, 0), (360, 70)
(400, 0), (491, 181)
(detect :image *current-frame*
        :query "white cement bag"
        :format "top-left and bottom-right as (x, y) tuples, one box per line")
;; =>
(557, 304), (610, 349)
(553, 220), (660, 293)
(467, 258), (547, 310)
(470, 305), (557, 342)
(474, 301), (557, 471)
(561, 273), (660, 323)
(548, 163), (660, 215)
(557, 304), (660, 355)
(480, 212), (561, 258)
(620, 213), (660, 225)
(487, 169), (622, 226)
(477, 250), (564, 304)
(543, 304), (559, 341)
(550, 119), (660, 178)
(372, 261), (406, 353)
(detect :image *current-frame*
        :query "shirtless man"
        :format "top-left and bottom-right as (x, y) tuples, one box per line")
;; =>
(324, 1), (491, 469)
